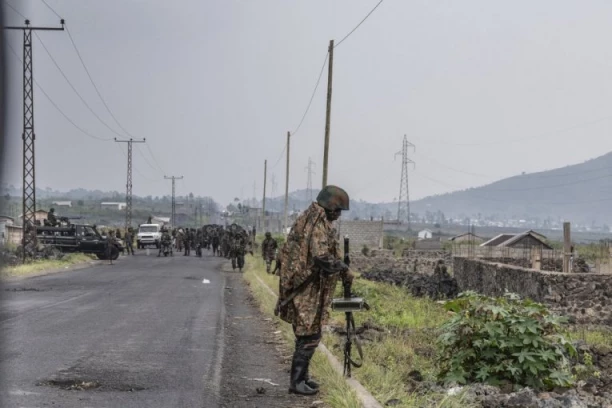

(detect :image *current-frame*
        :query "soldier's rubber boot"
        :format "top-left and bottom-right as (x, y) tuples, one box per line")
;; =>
(303, 362), (320, 390)
(266, 263), (271, 274)
(288, 354), (318, 396)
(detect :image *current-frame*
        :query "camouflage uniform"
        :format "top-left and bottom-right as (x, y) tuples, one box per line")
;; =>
(125, 228), (134, 255)
(158, 229), (173, 256)
(47, 208), (58, 227)
(262, 233), (278, 273)
(277, 186), (351, 396)
(184, 228), (192, 256)
(278, 202), (346, 336)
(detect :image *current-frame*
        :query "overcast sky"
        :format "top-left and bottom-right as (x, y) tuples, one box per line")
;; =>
(2, 0), (612, 206)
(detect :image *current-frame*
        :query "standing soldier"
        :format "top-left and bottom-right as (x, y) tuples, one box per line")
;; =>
(106, 230), (116, 265)
(275, 186), (353, 396)
(184, 228), (192, 256)
(262, 232), (278, 273)
(124, 227), (134, 255)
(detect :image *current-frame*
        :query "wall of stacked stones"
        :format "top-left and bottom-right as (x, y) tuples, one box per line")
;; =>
(337, 220), (384, 250)
(349, 249), (451, 276)
(454, 257), (612, 325)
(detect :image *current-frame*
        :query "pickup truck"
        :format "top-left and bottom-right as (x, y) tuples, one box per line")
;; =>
(36, 224), (123, 260)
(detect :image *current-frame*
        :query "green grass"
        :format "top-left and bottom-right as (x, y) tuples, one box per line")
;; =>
(0, 253), (95, 279)
(566, 327), (612, 347)
(243, 257), (362, 408)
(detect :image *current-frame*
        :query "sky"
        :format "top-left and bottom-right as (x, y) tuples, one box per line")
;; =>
(2, 0), (612, 206)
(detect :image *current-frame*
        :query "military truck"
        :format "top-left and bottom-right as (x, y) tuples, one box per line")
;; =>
(36, 223), (123, 260)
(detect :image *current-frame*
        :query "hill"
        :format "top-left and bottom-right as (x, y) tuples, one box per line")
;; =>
(410, 152), (612, 225)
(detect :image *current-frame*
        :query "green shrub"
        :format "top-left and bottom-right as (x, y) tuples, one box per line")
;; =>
(436, 291), (576, 390)
(362, 245), (370, 256)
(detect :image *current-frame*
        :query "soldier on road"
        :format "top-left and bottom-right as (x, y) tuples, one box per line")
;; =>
(276, 185), (353, 396)
(262, 232), (278, 274)
(124, 227), (135, 255)
(184, 228), (192, 256)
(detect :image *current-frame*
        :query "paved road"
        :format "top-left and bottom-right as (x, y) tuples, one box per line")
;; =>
(1, 253), (228, 408)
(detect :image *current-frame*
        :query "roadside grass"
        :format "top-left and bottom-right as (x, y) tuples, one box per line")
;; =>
(566, 327), (612, 347)
(0, 253), (95, 279)
(243, 256), (362, 408)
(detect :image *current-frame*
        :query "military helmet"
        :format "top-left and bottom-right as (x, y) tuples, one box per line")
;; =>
(316, 185), (349, 211)
(49, 208), (55, 212)
(265, 232), (272, 238)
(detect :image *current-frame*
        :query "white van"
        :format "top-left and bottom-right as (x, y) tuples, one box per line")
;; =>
(137, 224), (162, 249)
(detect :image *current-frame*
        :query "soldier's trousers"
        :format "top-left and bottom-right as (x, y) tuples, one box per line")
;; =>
(126, 243), (134, 255)
(292, 325), (321, 378)
(184, 242), (191, 256)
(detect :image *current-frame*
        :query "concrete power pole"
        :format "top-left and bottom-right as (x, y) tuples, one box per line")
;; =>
(164, 176), (183, 228)
(5, 19), (65, 261)
(284, 131), (291, 233)
(395, 135), (415, 229)
(262, 160), (267, 232)
(321, 39), (334, 188)
(115, 138), (146, 231)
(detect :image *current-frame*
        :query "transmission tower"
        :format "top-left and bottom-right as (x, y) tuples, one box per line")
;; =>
(165, 176), (183, 228)
(115, 138), (146, 230)
(5, 19), (65, 261)
(394, 135), (415, 228)
(305, 157), (316, 202)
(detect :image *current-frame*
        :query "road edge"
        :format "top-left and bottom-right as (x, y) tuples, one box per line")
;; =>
(1, 259), (103, 282)
(252, 274), (384, 408)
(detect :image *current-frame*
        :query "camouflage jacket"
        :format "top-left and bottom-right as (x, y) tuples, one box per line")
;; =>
(278, 202), (343, 336)
(262, 237), (278, 259)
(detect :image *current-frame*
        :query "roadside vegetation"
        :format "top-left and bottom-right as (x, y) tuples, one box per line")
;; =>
(0, 253), (95, 279)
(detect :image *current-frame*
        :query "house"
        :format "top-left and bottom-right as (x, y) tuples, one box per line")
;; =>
(100, 202), (127, 210)
(418, 229), (433, 240)
(480, 231), (552, 249)
(449, 232), (485, 244)
(4, 225), (22, 245)
(52, 201), (72, 208)
(0, 216), (15, 245)
(19, 210), (49, 223)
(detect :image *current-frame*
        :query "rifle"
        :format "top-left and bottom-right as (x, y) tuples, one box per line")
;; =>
(331, 236), (370, 377)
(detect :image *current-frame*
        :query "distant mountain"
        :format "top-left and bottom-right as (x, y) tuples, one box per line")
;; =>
(410, 152), (612, 225)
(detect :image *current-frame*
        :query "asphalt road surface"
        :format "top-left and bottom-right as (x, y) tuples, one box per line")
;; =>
(0, 252), (233, 408)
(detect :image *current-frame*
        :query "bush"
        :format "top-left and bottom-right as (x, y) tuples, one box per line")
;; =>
(361, 245), (370, 256)
(436, 291), (576, 390)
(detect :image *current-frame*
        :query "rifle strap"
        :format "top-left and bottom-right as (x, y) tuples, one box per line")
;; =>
(344, 312), (364, 375)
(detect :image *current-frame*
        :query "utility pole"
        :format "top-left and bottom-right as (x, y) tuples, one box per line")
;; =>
(305, 157), (316, 202)
(262, 160), (267, 232)
(115, 138), (146, 231)
(164, 176), (183, 228)
(284, 131), (291, 232)
(395, 135), (415, 229)
(5, 19), (65, 261)
(321, 39), (334, 188)
(563, 222), (571, 273)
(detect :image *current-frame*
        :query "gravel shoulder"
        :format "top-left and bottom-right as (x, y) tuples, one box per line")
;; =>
(220, 267), (323, 408)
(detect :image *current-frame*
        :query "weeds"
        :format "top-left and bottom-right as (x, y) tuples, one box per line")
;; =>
(0, 253), (95, 279)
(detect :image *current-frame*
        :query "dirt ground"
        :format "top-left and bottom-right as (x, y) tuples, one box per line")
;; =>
(220, 270), (324, 408)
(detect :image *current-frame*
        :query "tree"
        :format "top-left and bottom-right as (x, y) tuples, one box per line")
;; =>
(77, 200), (84, 207)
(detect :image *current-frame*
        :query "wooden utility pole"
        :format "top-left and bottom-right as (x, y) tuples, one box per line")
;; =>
(563, 222), (571, 272)
(262, 160), (267, 232)
(283, 132), (291, 233)
(322, 39), (334, 188)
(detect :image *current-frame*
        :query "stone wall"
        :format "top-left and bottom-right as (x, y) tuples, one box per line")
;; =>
(454, 257), (612, 325)
(350, 249), (451, 276)
(337, 219), (383, 250)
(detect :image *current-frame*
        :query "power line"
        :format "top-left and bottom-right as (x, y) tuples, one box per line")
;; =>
(135, 144), (162, 173)
(64, 24), (134, 138)
(6, 41), (112, 141)
(4, 1), (26, 19)
(270, 142), (286, 170)
(40, 0), (62, 19)
(33, 31), (126, 138)
(291, 51), (328, 137)
(145, 143), (167, 174)
(334, 0), (384, 49)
